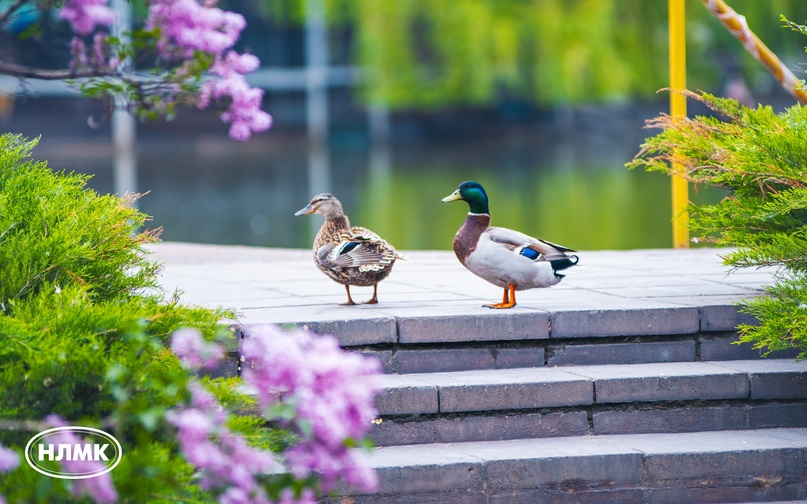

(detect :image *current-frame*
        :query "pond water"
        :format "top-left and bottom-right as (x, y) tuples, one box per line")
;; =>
(30, 125), (724, 252)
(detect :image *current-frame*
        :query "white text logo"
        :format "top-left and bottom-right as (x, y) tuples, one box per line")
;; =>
(24, 426), (122, 479)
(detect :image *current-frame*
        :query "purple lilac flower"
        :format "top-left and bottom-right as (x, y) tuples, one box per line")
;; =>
(59, 0), (116, 36)
(0, 443), (19, 502)
(171, 328), (224, 369)
(44, 415), (118, 504)
(167, 382), (280, 503)
(146, 0), (271, 141)
(277, 488), (316, 504)
(146, 0), (246, 59)
(58, 0), (270, 141)
(201, 51), (271, 141)
(69, 37), (89, 70)
(0, 445), (18, 473)
(241, 326), (382, 492)
(201, 66), (272, 141)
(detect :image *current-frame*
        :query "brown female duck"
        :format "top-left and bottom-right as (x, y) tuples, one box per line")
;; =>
(295, 193), (407, 305)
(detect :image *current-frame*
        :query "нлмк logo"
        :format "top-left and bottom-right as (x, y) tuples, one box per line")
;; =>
(24, 426), (122, 479)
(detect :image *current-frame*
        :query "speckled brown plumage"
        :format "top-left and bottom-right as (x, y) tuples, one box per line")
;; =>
(295, 193), (406, 305)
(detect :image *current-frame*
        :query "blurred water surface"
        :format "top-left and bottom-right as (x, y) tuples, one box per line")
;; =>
(30, 128), (723, 252)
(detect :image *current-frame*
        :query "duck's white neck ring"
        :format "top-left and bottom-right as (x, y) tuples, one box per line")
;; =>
(467, 212), (490, 217)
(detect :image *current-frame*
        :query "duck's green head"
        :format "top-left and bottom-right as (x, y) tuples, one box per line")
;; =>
(441, 181), (489, 214)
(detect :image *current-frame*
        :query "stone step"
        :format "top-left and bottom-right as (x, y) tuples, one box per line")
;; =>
(332, 428), (807, 504)
(241, 323), (799, 376)
(371, 360), (807, 446)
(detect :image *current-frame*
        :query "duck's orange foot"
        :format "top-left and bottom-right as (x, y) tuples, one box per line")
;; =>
(483, 284), (516, 309)
(483, 301), (516, 309)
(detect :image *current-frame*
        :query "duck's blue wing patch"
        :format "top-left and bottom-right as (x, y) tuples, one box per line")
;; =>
(338, 241), (363, 255)
(518, 247), (541, 260)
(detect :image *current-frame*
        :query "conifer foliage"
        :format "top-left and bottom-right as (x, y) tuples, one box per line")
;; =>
(629, 90), (807, 358)
(0, 134), (380, 503)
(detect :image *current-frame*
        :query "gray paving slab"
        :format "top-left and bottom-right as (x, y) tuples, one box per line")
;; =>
(547, 340), (695, 366)
(400, 367), (593, 413)
(375, 374), (439, 415)
(750, 402), (807, 429)
(487, 488), (646, 504)
(461, 436), (645, 491)
(392, 346), (544, 374)
(146, 243), (775, 343)
(362, 428), (807, 498)
(396, 311), (550, 343)
(565, 361), (749, 403)
(375, 360), (807, 416)
(713, 360), (807, 399)
(362, 443), (485, 495)
(432, 410), (589, 443)
(550, 304), (701, 338)
(593, 405), (747, 435)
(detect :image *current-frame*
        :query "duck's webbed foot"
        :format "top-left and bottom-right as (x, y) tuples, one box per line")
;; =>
(341, 285), (357, 306)
(483, 284), (517, 309)
(362, 284), (379, 304)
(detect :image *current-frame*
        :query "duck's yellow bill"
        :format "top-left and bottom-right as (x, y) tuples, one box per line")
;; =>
(441, 190), (463, 203)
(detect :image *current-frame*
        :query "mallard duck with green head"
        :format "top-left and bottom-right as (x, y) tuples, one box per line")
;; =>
(295, 193), (407, 305)
(441, 181), (578, 309)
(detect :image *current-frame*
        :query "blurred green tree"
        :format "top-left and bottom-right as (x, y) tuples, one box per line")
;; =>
(261, 0), (807, 108)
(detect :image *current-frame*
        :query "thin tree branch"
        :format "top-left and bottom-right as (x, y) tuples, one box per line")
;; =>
(0, 61), (116, 80)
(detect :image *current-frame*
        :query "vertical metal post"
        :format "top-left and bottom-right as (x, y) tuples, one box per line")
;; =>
(305, 0), (330, 238)
(368, 104), (391, 176)
(669, 0), (689, 248)
(305, 0), (330, 195)
(111, 0), (137, 198)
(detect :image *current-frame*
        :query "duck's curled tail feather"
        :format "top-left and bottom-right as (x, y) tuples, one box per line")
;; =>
(551, 255), (579, 278)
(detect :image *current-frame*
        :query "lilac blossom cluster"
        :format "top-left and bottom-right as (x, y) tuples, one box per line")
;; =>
(171, 327), (225, 369)
(59, 0), (115, 36)
(167, 382), (280, 504)
(61, 0), (118, 73)
(146, 0), (272, 141)
(241, 325), (382, 493)
(146, 0), (246, 59)
(44, 415), (118, 504)
(202, 52), (273, 141)
(0, 444), (20, 504)
(58, 0), (271, 141)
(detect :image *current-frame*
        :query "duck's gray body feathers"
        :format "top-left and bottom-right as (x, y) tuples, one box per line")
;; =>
(453, 213), (576, 291)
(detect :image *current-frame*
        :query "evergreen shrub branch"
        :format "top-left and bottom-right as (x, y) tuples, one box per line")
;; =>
(0, 134), (243, 501)
(628, 91), (807, 357)
(0, 134), (380, 502)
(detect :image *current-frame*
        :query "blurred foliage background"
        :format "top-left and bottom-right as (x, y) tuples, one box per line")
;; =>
(252, 0), (807, 108)
(6, 0), (807, 251)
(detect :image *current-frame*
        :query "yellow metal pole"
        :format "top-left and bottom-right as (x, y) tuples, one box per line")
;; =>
(669, 0), (689, 248)
(702, 0), (807, 105)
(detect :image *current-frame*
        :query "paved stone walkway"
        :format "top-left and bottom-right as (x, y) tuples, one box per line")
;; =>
(147, 242), (773, 328)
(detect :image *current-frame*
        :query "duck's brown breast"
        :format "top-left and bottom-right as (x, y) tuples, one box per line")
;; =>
(453, 213), (490, 264)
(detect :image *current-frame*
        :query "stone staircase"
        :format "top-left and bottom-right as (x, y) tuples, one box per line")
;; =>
(243, 306), (807, 504)
(152, 243), (807, 503)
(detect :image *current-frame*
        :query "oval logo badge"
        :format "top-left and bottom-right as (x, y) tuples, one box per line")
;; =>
(24, 426), (122, 479)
